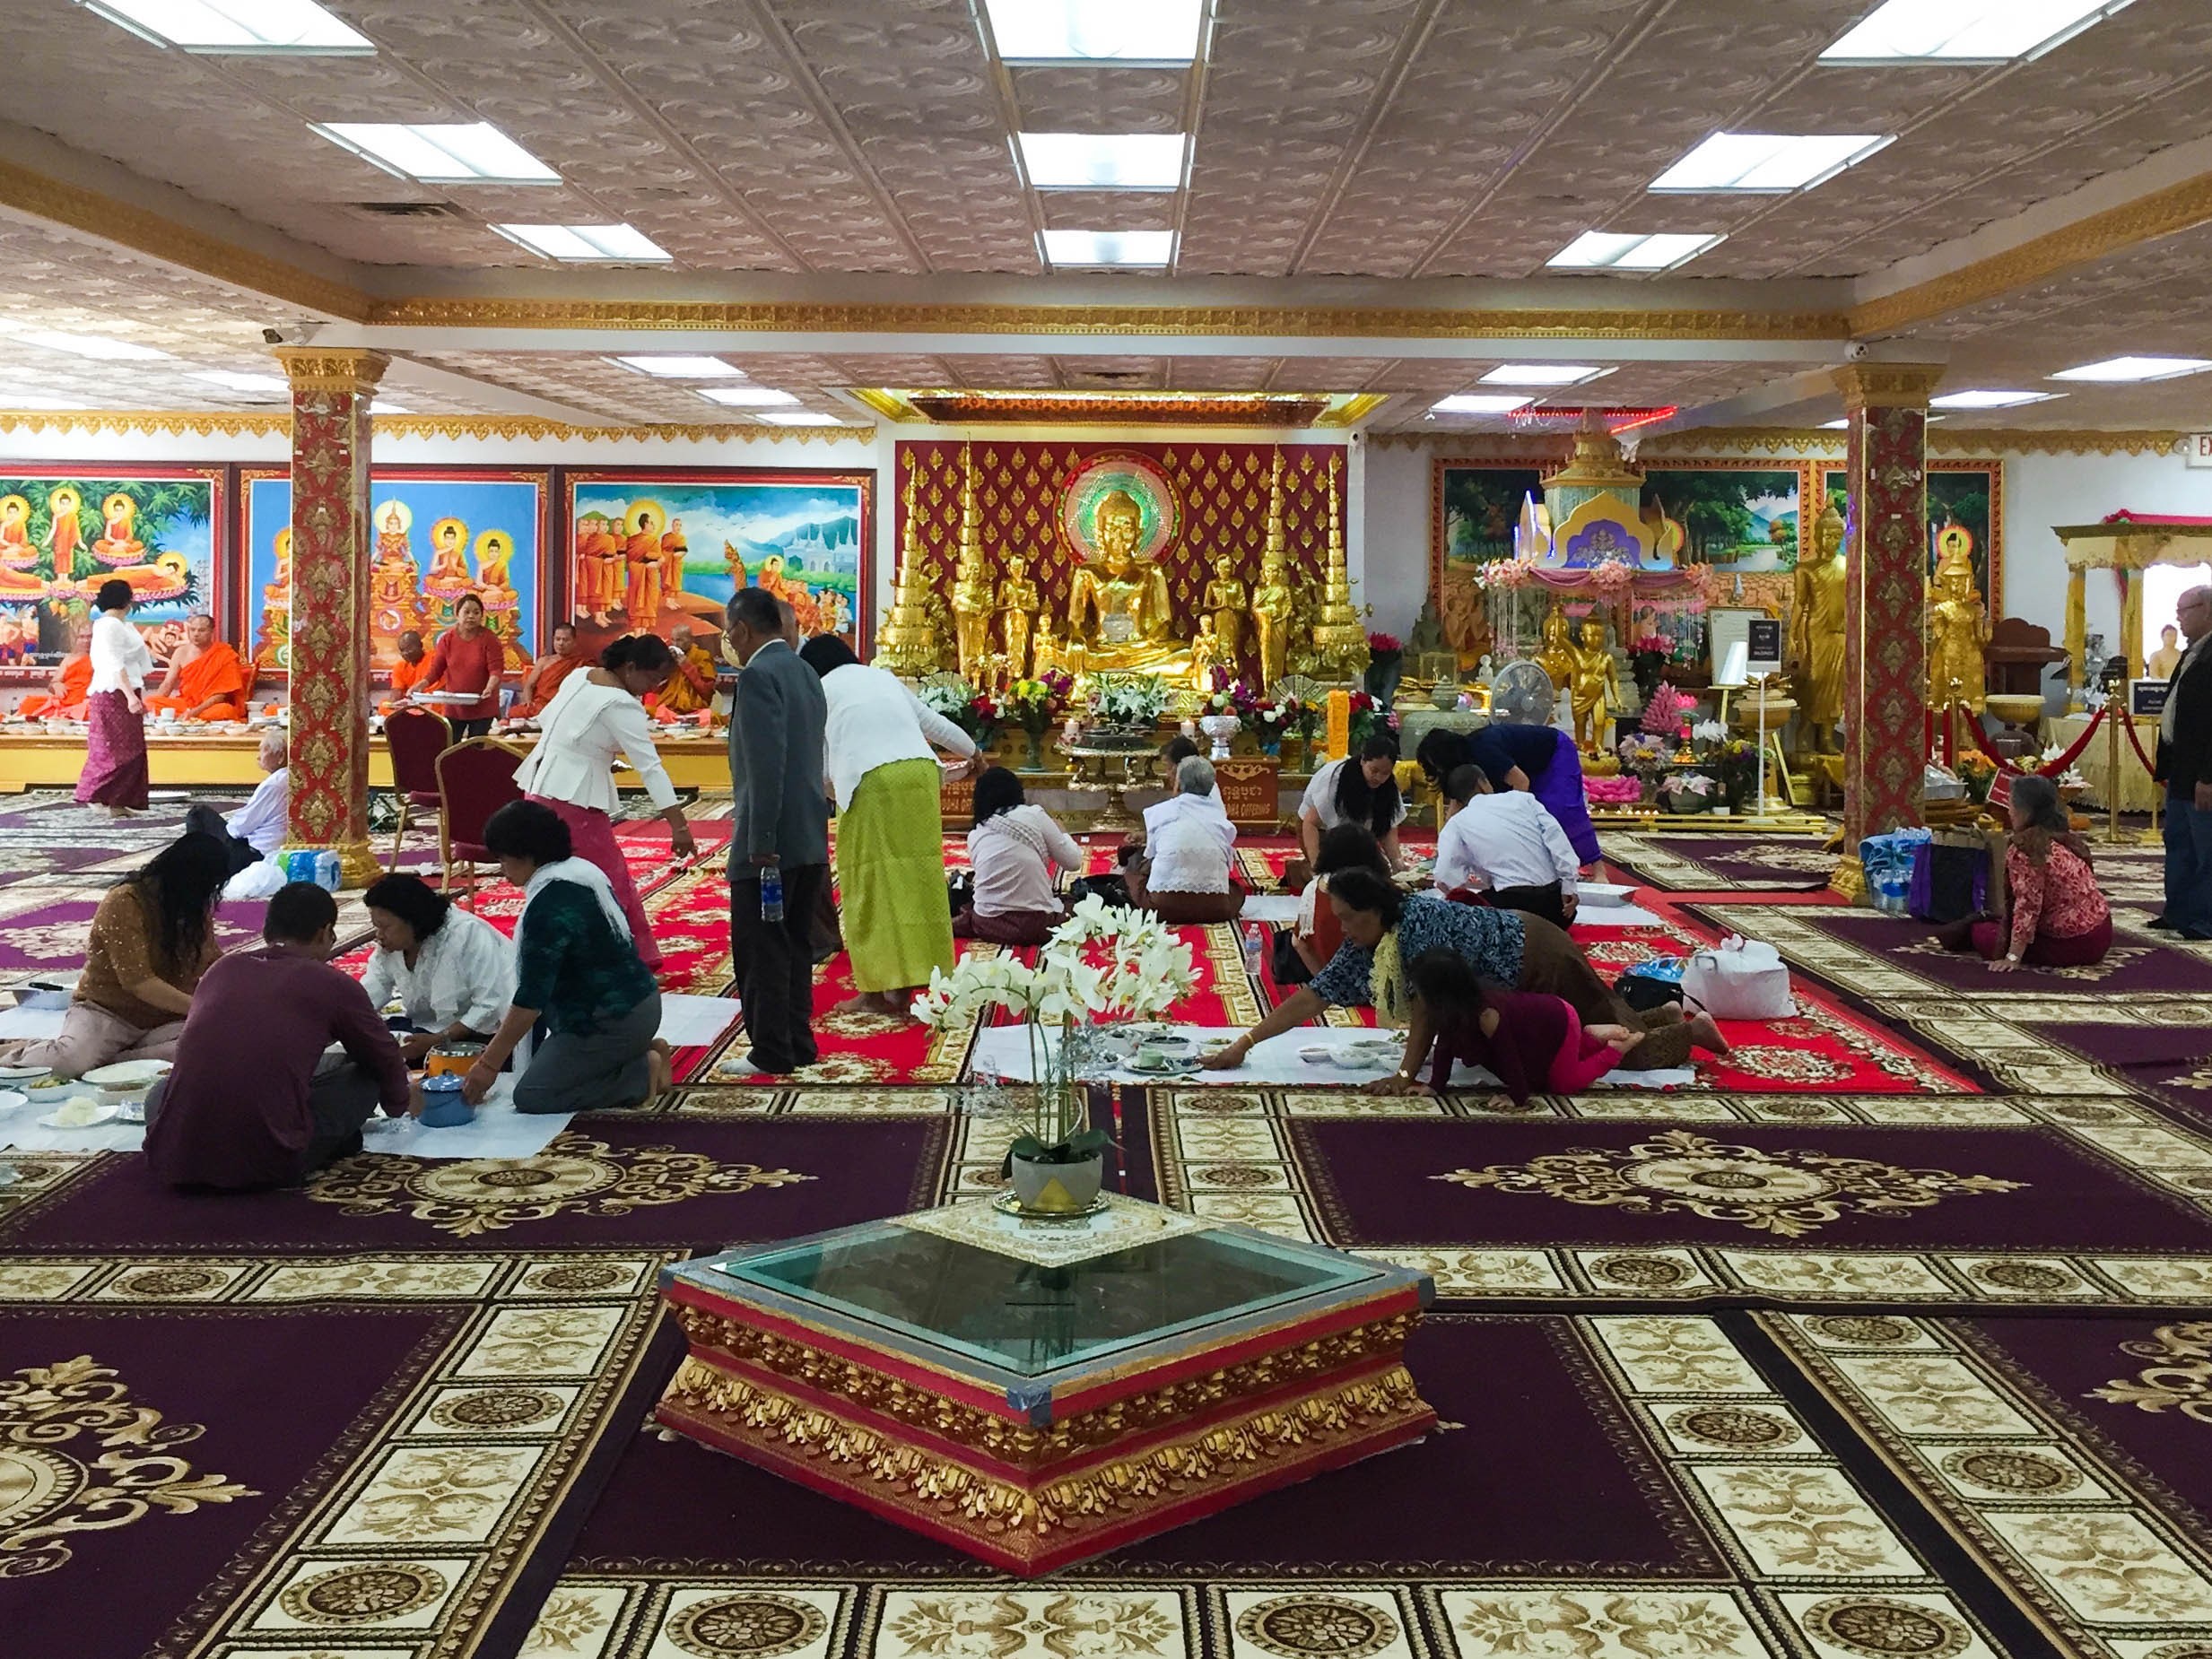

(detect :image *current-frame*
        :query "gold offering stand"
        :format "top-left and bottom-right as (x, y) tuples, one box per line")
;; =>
(1064, 725), (1161, 832)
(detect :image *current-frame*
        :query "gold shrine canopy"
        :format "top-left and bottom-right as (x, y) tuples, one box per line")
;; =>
(2053, 514), (2212, 683)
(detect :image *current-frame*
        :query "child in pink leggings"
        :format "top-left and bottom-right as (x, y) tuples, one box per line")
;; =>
(1409, 948), (1642, 1106)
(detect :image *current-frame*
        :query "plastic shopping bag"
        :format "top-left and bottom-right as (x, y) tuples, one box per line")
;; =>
(1859, 829), (1931, 917)
(1681, 935), (1796, 1021)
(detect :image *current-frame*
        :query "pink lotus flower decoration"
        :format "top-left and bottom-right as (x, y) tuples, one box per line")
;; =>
(1585, 775), (1643, 805)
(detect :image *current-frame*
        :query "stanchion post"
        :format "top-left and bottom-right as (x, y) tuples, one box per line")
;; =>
(2107, 699), (2124, 844)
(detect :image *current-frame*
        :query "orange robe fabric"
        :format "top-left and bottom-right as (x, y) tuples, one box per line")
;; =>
(22, 655), (91, 719)
(650, 646), (718, 719)
(146, 642), (248, 721)
(379, 656), (430, 716)
(623, 531), (664, 626)
(511, 652), (584, 719)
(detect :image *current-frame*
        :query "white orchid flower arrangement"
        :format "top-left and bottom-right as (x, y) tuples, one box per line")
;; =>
(913, 896), (1197, 1163)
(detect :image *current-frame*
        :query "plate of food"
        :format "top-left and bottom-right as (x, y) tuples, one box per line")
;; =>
(83, 1059), (171, 1090)
(39, 1098), (117, 1129)
(0, 1063), (48, 1081)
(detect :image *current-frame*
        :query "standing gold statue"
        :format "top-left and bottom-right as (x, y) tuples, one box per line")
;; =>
(1189, 617), (1221, 694)
(1567, 619), (1621, 752)
(1203, 553), (1248, 671)
(1790, 499), (1848, 752)
(1250, 549), (1293, 688)
(951, 558), (995, 682)
(1927, 540), (1990, 714)
(997, 553), (1039, 678)
(1065, 490), (1185, 675)
(1535, 604), (1577, 700)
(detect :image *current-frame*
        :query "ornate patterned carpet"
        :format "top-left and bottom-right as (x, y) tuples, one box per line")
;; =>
(1598, 832), (1842, 893)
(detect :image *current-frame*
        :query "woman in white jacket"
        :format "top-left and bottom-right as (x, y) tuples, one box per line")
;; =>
(798, 634), (978, 1018)
(510, 633), (696, 971)
(77, 578), (155, 817)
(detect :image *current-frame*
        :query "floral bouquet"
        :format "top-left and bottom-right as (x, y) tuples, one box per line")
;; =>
(1089, 673), (1171, 730)
(919, 678), (1002, 745)
(1639, 682), (1695, 736)
(1616, 732), (1671, 782)
(1206, 678), (1259, 719)
(1366, 630), (1403, 661)
(1955, 751), (1998, 803)
(1345, 689), (1397, 751)
(1250, 694), (1299, 737)
(1631, 634), (1674, 657)
(1475, 559), (1532, 591)
(1657, 770), (1719, 813)
(1004, 670), (1072, 735)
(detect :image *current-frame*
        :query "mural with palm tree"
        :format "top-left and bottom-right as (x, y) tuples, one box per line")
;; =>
(0, 473), (215, 656)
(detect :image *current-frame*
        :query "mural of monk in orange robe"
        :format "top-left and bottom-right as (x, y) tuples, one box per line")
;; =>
(21, 621), (92, 719)
(145, 612), (248, 721)
(623, 508), (665, 625)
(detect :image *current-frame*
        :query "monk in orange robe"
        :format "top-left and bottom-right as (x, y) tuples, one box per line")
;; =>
(648, 621), (718, 721)
(21, 621), (92, 719)
(507, 623), (584, 723)
(145, 612), (248, 722)
(379, 630), (429, 716)
(623, 510), (665, 626)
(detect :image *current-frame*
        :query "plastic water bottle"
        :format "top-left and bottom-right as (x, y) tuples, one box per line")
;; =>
(760, 864), (785, 924)
(313, 850), (340, 892)
(1242, 923), (1266, 978)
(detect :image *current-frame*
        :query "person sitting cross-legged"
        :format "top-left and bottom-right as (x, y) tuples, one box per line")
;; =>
(143, 882), (414, 1190)
(1124, 754), (1244, 924)
(184, 725), (289, 878)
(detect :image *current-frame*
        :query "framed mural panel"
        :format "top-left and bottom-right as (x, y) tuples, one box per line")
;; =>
(243, 467), (548, 675)
(1819, 458), (2002, 614)
(564, 469), (872, 660)
(1430, 460), (1545, 662)
(0, 465), (223, 664)
(1638, 461), (1812, 573)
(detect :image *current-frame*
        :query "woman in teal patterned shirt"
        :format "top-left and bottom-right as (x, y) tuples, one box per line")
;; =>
(462, 800), (666, 1114)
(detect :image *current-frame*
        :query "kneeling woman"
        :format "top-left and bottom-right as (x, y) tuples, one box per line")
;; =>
(463, 801), (667, 1114)
(956, 768), (1085, 947)
(1942, 773), (2112, 971)
(1206, 869), (1727, 1085)
(361, 873), (517, 1064)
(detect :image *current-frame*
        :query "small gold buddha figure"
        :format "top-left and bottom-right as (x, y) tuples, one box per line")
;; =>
(951, 553), (996, 682)
(1189, 616), (1221, 694)
(1066, 489), (1185, 675)
(1250, 551), (1293, 687)
(1567, 618), (1621, 752)
(997, 554), (1040, 678)
(1790, 499), (1847, 751)
(1203, 553), (1248, 668)
(1535, 604), (1577, 699)
(1927, 543), (1990, 713)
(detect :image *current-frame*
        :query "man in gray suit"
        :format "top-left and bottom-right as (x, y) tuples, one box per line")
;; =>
(722, 586), (830, 1073)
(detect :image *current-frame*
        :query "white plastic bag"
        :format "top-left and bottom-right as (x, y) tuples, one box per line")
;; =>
(1681, 935), (1795, 1021)
(222, 853), (291, 902)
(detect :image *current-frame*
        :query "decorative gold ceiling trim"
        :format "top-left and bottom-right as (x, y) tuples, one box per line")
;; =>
(846, 387), (919, 422)
(363, 296), (1853, 342)
(1833, 362), (1946, 412)
(1373, 425), (2183, 457)
(1315, 393), (1391, 428)
(0, 410), (873, 444)
(275, 346), (388, 397)
(1850, 169), (2212, 337)
(0, 158), (369, 323)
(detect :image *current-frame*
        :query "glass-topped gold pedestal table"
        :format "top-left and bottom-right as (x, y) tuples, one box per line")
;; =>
(1062, 728), (1164, 832)
(655, 1194), (1436, 1574)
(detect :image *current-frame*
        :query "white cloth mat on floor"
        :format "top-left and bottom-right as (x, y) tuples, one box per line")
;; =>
(657, 994), (743, 1048)
(965, 1022), (1692, 1090)
(1236, 894), (1303, 924)
(0, 1007), (69, 1040)
(1574, 900), (1667, 930)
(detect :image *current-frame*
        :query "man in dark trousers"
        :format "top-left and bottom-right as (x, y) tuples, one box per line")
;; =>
(722, 586), (830, 1073)
(2155, 585), (2212, 938)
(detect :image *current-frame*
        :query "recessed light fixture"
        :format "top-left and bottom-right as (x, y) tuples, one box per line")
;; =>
(1650, 133), (1893, 194)
(313, 122), (559, 185)
(1821, 0), (2135, 65)
(2050, 355), (2212, 382)
(1546, 230), (1725, 272)
(10, 328), (170, 360)
(613, 355), (744, 378)
(1480, 364), (1612, 387)
(492, 223), (669, 262)
(1929, 389), (2064, 409)
(189, 369), (289, 395)
(1430, 394), (1535, 415)
(760, 412), (846, 427)
(79, 0), (373, 53)
(1041, 230), (1176, 266)
(983, 0), (1203, 62)
(698, 387), (800, 407)
(1018, 133), (1187, 189)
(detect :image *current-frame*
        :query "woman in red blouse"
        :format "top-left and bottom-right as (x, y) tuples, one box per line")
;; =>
(414, 594), (505, 738)
(1943, 775), (2111, 971)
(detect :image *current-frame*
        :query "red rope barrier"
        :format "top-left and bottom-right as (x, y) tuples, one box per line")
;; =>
(2123, 704), (2161, 777)
(1955, 702), (2105, 777)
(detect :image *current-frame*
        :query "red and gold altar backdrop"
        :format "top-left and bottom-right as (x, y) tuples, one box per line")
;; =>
(893, 439), (1346, 681)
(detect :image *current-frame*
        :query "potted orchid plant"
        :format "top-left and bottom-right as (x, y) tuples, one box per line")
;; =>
(914, 899), (1197, 1214)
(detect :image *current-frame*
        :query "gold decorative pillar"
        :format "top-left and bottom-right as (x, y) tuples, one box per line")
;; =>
(2121, 567), (2145, 680)
(276, 347), (388, 888)
(1832, 363), (1943, 899)
(2063, 563), (2086, 701)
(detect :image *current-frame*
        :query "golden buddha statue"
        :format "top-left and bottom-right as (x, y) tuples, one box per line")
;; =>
(1535, 604), (1577, 698)
(997, 554), (1040, 678)
(950, 552), (995, 682)
(1567, 618), (1621, 752)
(1203, 553), (1247, 670)
(1790, 499), (1847, 751)
(1927, 540), (1990, 714)
(1066, 489), (1186, 676)
(1189, 616), (1221, 694)
(1250, 549), (1293, 687)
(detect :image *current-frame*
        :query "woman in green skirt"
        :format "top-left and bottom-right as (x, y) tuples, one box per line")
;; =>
(800, 635), (979, 1018)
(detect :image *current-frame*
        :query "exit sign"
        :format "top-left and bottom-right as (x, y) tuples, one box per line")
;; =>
(2190, 433), (2212, 467)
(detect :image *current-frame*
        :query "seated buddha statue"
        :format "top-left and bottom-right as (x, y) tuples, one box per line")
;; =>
(1065, 489), (1188, 678)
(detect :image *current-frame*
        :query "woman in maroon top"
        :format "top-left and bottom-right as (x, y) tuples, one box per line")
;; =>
(414, 594), (505, 737)
(1406, 947), (1642, 1107)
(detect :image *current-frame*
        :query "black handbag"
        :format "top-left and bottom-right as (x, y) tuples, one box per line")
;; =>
(946, 871), (974, 915)
(1614, 969), (1685, 1012)
(1068, 873), (1130, 908)
(1270, 927), (1311, 986)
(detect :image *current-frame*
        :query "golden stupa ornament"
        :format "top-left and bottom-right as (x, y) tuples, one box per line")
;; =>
(1249, 448), (1295, 689)
(874, 465), (939, 676)
(949, 444), (998, 681)
(1310, 453), (1369, 682)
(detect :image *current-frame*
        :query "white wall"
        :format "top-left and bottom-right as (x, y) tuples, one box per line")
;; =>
(1358, 439), (1432, 638)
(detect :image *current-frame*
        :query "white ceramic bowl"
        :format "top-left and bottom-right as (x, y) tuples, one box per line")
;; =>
(1296, 1045), (1336, 1064)
(25, 1081), (86, 1105)
(83, 1059), (170, 1090)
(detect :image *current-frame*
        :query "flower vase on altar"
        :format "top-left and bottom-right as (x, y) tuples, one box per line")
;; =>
(1198, 713), (1241, 760)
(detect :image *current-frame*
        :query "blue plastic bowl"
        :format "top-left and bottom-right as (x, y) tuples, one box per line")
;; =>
(419, 1081), (474, 1129)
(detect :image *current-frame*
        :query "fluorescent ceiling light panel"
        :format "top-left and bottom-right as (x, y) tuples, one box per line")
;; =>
(1821, 0), (2134, 64)
(1041, 230), (1176, 265)
(189, 369), (289, 395)
(698, 387), (800, 407)
(1650, 133), (1893, 193)
(1546, 230), (1724, 271)
(13, 329), (170, 360)
(81, 0), (373, 53)
(613, 355), (744, 378)
(760, 412), (846, 427)
(2050, 355), (2212, 382)
(314, 122), (559, 185)
(1479, 364), (1611, 387)
(1929, 389), (2063, 409)
(1018, 132), (1186, 188)
(984, 0), (1203, 61)
(1431, 394), (1534, 415)
(493, 223), (669, 262)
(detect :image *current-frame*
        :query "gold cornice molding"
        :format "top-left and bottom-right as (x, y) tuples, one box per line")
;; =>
(1851, 170), (2212, 337)
(0, 410), (874, 444)
(1317, 392), (1390, 428)
(1833, 362), (1946, 411)
(0, 157), (368, 323)
(275, 346), (389, 397)
(361, 295), (1853, 341)
(1372, 424), (2182, 458)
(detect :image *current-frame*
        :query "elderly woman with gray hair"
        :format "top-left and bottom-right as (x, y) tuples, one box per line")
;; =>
(1125, 754), (1245, 924)
(1419, 662), (1600, 869)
